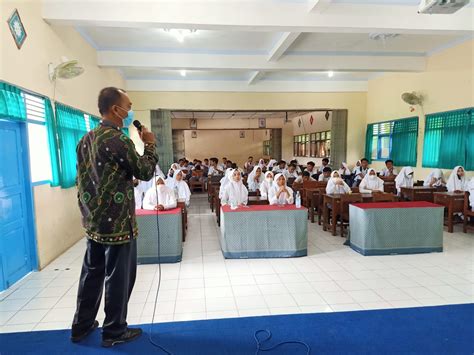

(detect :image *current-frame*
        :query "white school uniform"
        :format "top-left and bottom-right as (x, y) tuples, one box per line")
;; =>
(221, 170), (249, 206)
(165, 170), (191, 206)
(353, 166), (369, 182)
(468, 178), (474, 208)
(338, 163), (352, 176)
(268, 174), (294, 205)
(446, 166), (468, 192)
(359, 168), (384, 193)
(294, 175), (316, 184)
(423, 169), (445, 187)
(380, 167), (398, 177)
(395, 167), (414, 195)
(326, 171), (351, 194)
(318, 174), (330, 182)
(143, 178), (177, 210)
(247, 166), (264, 192)
(259, 172), (274, 199)
(283, 169), (299, 180)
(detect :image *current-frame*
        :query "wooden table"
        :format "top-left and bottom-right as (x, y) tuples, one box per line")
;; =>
(323, 193), (377, 236)
(433, 192), (465, 233)
(400, 186), (437, 202)
(305, 188), (325, 224)
(248, 196), (269, 206)
(176, 200), (187, 242)
(380, 177), (396, 194)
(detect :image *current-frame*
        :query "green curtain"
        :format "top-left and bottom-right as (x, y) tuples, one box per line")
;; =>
(0, 82), (27, 121)
(55, 103), (87, 188)
(44, 98), (61, 187)
(390, 117), (418, 166)
(364, 123), (374, 163)
(422, 108), (472, 169)
(151, 110), (173, 169)
(89, 115), (101, 130)
(466, 112), (474, 170)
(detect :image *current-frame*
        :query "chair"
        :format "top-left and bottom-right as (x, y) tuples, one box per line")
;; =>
(339, 193), (363, 238)
(302, 181), (327, 208)
(414, 180), (424, 187)
(287, 177), (296, 187)
(189, 170), (205, 192)
(351, 187), (359, 193)
(463, 191), (474, 233)
(372, 192), (398, 202)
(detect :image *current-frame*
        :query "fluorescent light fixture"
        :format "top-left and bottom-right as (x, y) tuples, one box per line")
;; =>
(327, 71), (334, 78)
(164, 29), (197, 43)
(180, 70), (186, 77)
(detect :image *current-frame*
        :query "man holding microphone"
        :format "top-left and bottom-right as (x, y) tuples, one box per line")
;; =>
(71, 87), (158, 347)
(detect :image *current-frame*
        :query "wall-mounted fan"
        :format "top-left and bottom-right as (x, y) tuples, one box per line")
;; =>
(48, 57), (84, 82)
(401, 92), (424, 106)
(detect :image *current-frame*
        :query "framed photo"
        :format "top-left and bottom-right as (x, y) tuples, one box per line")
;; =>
(7, 9), (27, 49)
(258, 117), (266, 128)
(191, 130), (197, 138)
(239, 130), (245, 138)
(190, 118), (197, 129)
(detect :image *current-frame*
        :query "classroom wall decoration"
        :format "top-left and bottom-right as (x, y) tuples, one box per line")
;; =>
(191, 130), (197, 138)
(239, 130), (245, 138)
(7, 9), (27, 49)
(258, 117), (266, 128)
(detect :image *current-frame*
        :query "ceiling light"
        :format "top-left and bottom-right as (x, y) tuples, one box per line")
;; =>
(164, 29), (197, 43)
(327, 71), (334, 78)
(180, 70), (186, 77)
(369, 33), (400, 41)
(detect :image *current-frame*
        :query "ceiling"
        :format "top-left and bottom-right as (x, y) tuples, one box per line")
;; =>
(42, 0), (474, 93)
(171, 111), (316, 120)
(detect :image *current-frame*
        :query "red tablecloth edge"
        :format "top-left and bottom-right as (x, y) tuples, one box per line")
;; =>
(352, 201), (443, 209)
(136, 208), (181, 216)
(221, 205), (307, 213)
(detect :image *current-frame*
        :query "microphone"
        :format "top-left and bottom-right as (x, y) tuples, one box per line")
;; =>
(133, 120), (143, 132)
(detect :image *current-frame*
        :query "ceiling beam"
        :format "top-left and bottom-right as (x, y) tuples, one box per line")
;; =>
(98, 51), (426, 72)
(308, 0), (334, 13)
(268, 32), (301, 62)
(248, 71), (265, 85)
(43, 1), (474, 35)
(125, 79), (368, 93)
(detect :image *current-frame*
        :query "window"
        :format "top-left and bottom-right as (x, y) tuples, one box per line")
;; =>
(309, 130), (331, 158)
(263, 140), (272, 156)
(371, 122), (393, 161)
(23, 93), (53, 184)
(293, 134), (309, 157)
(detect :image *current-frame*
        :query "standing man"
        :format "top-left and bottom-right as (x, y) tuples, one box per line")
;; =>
(71, 87), (158, 347)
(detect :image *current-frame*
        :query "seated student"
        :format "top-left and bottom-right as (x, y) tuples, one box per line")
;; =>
(290, 159), (302, 174)
(272, 160), (287, 174)
(143, 176), (177, 211)
(257, 158), (266, 171)
(221, 169), (248, 207)
(359, 168), (384, 193)
(294, 171), (316, 185)
(423, 169), (446, 188)
(260, 171), (274, 199)
(326, 171), (351, 194)
(318, 158), (331, 173)
(218, 157), (228, 171)
(395, 166), (414, 195)
(338, 162), (352, 177)
(446, 166), (468, 193)
(167, 163), (180, 178)
(284, 164), (299, 179)
(166, 169), (191, 206)
(219, 169), (233, 199)
(244, 156), (255, 174)
(268, 174), (294, 205)
(133, 178), (144, 209)
(379, 159), (398, 178)
(247, 166), (264, 192)
(267, 158), (278, 171)
(208, 157), (223, 176)
(225, 160), (233, 170)
(318, 167), (332, 182)
(469, 178), (474, 209)
(352, 158), (369, 187)
(305, 161), (318, 179)
(203, 158), (209, 169)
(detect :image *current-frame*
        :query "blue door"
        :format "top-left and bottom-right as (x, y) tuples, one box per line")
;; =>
(0, 119), (37, 291)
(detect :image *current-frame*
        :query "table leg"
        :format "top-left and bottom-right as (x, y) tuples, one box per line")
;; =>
(447, 201), (454, 233)
(310, 194), (315, 223)
(332, 203), (338, 236)
(323, 201), (328, 231)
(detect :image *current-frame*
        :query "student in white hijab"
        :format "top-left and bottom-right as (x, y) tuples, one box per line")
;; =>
(165, 169), (191, 206)
(221, 169), (248, 206)
(133, 178), (144, 209)
(260, 171), (274, 199)
(326, 171), (351, 194)
(268, 173), (294, 205)
(267, 159), (278, 170)
(257, 159), (266, 170)
(446, 166), (468, 192)
(395, 166), (414, 195)
(167, 163), (180, 178)
(359, 168), (384, 193)
(468, 177), (474, 208)
(219, 168), (234, 199)
(143, 176), (177, 211)
(423, 169), (446, 188)
(339, 162), (352, 177)
(247, 166), (264, 192)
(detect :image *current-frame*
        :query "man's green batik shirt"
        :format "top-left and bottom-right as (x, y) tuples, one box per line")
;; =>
(76, 121), (158, 244)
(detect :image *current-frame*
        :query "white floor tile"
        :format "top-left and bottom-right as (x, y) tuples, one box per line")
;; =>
(359, 302), (393, 310)
(263, 294), (297, 308)
(320, 291), (355, 305)
(375, 288), (413, 302)
(258, 284), (288, 296)
(177, 288), (205, 300)
(269, 307), (301, 315)
(34, 321), (71, 331)
(0, 323), (37, 333)
(310, 281), (342, 292)
(232, 285), (261, 297)
(204, 286), (234, 298)
(207, 310), (239, 319)
(174, 299), (206, 314)
(299, 305), (333, 313)
(205, 297), (236, 312)
(292, 293), (326, 306)
(7, 309), (49, 325)
(330, 303), (364, 312)
(23, 297), (61, 310)
(235, 295), (267, 310)
(238, 308), (270, 317)
(0, 312), (16, 326)
(173, 312), (206, 322)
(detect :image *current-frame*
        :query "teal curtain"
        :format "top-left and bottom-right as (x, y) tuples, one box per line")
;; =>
(0, 82), (27, 121)
(55, 103), (87, 188)
(390, 117), (418, 166)
(364, 123), (374, 163)
(151, 110), (173, 169)
(44, 98), (61, 187)
(466, 112), (474, 170)
(89, 115), (101, 130)
(422, 108), (472, 169)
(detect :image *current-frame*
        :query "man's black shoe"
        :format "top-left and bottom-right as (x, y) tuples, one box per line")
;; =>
(71, 320), (99, 343)
(101, 328), (143, 348)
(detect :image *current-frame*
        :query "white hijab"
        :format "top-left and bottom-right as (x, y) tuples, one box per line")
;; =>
(339, 162), (351, 176)
(268, 173), (294, 205)
(247, 166), (264, 191)
(326, 171), (351, 194)
(359, 168), (384, 193)
(166, 170), (191, 205)
(168, 163), (180, 177)
(423, 169), (445, 187)
(222, 170), (248, 205)
(259, 171), (274, 199)
(395, 166), (414, 193)
(219, 168), (234, 198)
(468, 177), (474, 208)
(258, 159), (266, 169)
(143, 176), (177, 210)
(268, 159), (278, 168)
(446, 166), (467, 192)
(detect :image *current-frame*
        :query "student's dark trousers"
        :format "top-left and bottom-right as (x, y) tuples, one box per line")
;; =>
(71, 237), (137, 339)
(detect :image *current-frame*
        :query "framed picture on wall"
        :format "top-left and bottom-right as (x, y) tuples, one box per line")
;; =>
(190, 118), (197, 129)
(7, 9), (27, 49)
(239, 130), (245, 138)
(191, 130), (197, 138)
(258, 117), (266, 128)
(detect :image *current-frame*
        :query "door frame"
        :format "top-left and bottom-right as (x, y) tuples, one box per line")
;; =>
(0, 118), (38, 290)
